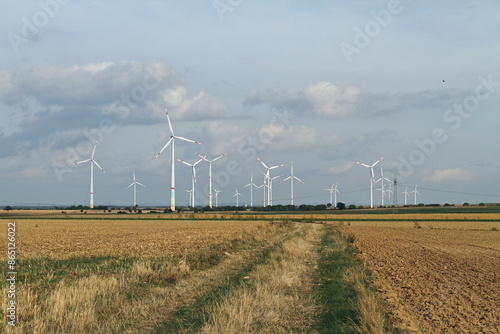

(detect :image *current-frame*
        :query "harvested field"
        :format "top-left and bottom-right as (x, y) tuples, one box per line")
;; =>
(0, 219), (268, 258)
(343, 221), (500, 333)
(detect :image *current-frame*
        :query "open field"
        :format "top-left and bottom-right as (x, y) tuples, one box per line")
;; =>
(343, 221), (500, 333)
(0, 211), (499, 333)
(0, 219), (268, 258)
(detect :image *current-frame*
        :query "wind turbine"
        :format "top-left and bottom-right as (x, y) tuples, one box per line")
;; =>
(281, 162), (304, 205)
(243, 172), (259, 207)
(176, 156), (204, 208)
(213, 188), (222, 208)
(402, 187), (409, 205)
(268, 174), (283, 206)
(374, 165), (392, 206)
(324, 182), (340, 207)
(355, 156), (384, 208)
(384, 183), (393, 204)
(410, 185), (420, 205)
(233, 188), (243, 207)
(256, 157), (285, 206)
(185, 189), (193, 207)
(154, 107), (202, 212)
(196, 153), (227, 208)
(74, 141), (105, 209)
(126, 170), (146, 208)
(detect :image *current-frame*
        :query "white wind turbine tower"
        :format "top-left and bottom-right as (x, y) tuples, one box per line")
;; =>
(410, 185), (420, 205)
(384, 183), (393, 204)
(233, 188), (243, 207)
(176, 156), (204, 208)
(126, 170), (146, 208)
(402, 187), (409, 205)
(355, 156), (384, 208)
(154, 107), (202, 212)
(281, 162), (304, 205)
(268, 174), (283, 206)
(243, 172), (259, 207)
(74, 141), (105, 209)
(256, 157), (285, 206)
(185, 189), (193, 207)
(375, 165), (392, 206)
(213, 188), (222, 208)
(196, 153), (227, 208)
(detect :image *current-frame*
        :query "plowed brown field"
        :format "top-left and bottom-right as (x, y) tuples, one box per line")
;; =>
(344, 221), (500, 334)
(0, 219), (267, 258)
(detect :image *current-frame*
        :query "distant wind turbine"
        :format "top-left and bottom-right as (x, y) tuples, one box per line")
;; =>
(402, 186), (409, 205)
(256, 157), (285, 206)
(374, 165), (392, 206)
(243, 172), (259, 207)
(355, 156), (384, 208)
(74, 141), (105, 209)
(185, 189), (193, 207)
(196, 153), (227, 208)
(281, 162), (304, 206)
(324, 182), (340, 207)
(213, 188), (222, 208)
(233, 188), (243, 207)
(410, 185), (420, 205)
(126, 170), (146, 208)
(154, 107), (202, 212)
(176, 156), (204, 208)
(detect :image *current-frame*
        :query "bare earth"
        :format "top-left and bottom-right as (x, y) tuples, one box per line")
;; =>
(344, 222), (500, 334)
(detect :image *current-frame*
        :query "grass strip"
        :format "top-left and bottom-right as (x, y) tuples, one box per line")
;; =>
(314, 225), (407, 334)
(151, 233), (294, 333)
(314, 225), (360, 333)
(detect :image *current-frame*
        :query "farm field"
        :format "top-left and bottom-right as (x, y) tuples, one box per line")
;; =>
(0, 219), (269, 258)
(0, 211), (499, 333)
(343, 220), (500, 333)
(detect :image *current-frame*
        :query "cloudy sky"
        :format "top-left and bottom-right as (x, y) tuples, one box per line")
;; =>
(1, 0), (499, 207)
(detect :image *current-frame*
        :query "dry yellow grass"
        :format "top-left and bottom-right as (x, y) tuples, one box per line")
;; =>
(199, 223), (322, 333)
(0, 219), (268, 258)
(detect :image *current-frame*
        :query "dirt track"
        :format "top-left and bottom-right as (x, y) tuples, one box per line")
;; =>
(344, 223), (500, 333)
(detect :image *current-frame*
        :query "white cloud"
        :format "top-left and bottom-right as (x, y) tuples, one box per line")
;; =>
(244, 81), (360, 117)
(162, 87), (228, 120)
(328, 161), (355, 175)
(423, 168), (474, 182)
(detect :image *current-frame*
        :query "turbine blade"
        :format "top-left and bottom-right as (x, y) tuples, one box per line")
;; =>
(256, 157), (269, 169)
(126, 183), (134, 189)
(93, 160), (105, 173)
(269, 164), (285, 170)
(176, 136), (202, 145)
(136, 182), (146, 187)
(91, 141), (97, 159)
(371, 156), (384, 167)
(356, 161), (371, 168)
(293, 176), (304, 183)
(165, 107), (175, 136)
(155, 137), (173, 159)
(74, 158), (91, 164)
(176, 158), (193, 167)
(193, 157), (205, 166)
(193, 167), (197, 184)
(282, 176), (291, 182)
(212, 153), (227, 162)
